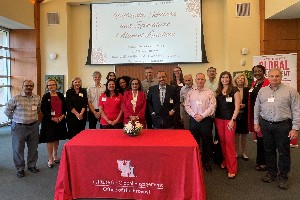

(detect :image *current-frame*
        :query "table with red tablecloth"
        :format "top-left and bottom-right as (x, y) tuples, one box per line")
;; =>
(54, 129), (206, 200)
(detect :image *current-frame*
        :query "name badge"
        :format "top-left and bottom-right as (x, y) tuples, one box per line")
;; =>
(51, 111), (55, 116)
(32, 106), (37, 111)
(102, 97), (107, 101)
(169, 98), (174, 104)
(248, 88), (254, 92)
(226, 97), (233, 102)
(268, 97), (275, 102)
(79, 93), (83, 97)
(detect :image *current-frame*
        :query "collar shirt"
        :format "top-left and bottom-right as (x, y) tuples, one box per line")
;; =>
(87, 83), (106, 109)
(254, 83), (300, 130)
(141, 78), (159, 94)
(4, 91), (41, 124)
(204, 79), (218, 94)
(184, 87), (216, 118)
(180, 84), (195, 103)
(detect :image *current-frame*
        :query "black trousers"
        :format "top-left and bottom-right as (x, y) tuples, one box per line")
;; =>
(88, 109), (100, 129)
(189, 117), (213, 165)
(256, 133), (266, 165)
(260, 119), (292, 180)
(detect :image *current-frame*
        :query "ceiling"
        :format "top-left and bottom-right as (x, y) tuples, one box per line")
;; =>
(267, 1), (300, 19)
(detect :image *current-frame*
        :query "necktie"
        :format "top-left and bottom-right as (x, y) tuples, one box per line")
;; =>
(160, 87), (165, 105)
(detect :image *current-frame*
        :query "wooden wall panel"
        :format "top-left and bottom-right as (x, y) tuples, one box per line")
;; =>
(10, 30), (38, 96)
(115, 64), (178, 83)
(259, 1), (300, 91)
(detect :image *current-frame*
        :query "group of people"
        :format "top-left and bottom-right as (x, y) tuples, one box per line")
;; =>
(4, 66), (299, 190)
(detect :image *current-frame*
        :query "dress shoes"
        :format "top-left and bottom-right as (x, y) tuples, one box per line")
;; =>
(54, 157), (60, 164)
(28, 167), (40, 173)
(48, 161), (54, 168)
(228, 173), (236, 179)
(204, 164), (212, 173)
(241, 154), (249, 161)
(255, 164), (266, 171)
(262, 173), (277, 183)
(278, 179), (288, 190)
(17, 170), (25, 178)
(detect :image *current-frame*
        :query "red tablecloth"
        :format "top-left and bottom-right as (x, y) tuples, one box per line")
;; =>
(54, 129), (206, 200)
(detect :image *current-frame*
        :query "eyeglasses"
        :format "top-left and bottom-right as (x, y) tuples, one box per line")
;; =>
(24, 85), (34, 87)
(47, 84), (56, 87)
(131, 83), (139, 85)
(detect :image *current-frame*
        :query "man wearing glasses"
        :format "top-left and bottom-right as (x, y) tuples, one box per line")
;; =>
(5, 80), (41, 178)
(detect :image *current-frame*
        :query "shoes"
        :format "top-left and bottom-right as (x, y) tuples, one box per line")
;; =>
(278, 179), (288, 190)
(48, 161), (54, 168)
(228, 173), (236, 179)
(255, 164), (266, 171)
(28, 167), (40, 173)
(262, 173), (277, 183)
(54, 157), (60, 164)
(204, 164), (212, 173)
(241, 154), (249, 161)
(17, 170), (25, 178)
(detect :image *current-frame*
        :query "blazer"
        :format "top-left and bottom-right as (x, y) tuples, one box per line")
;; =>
(122, 90), (146, 127)
(41, 92), (67, 122)
(147, 84), (178, 128)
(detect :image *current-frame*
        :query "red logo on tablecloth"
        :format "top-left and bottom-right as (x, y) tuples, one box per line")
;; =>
(117, 160), (135, 177)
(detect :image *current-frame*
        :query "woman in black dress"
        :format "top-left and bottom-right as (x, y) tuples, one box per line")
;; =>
(170, 66), (184, 129)
(40, 79), (67, 168)
(66, 77), (88, 139)
(233, 73), (249, 161)
(248, 65), (270, 171)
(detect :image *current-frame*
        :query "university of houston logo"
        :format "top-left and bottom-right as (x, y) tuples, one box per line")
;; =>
(117, 160), (135, 177)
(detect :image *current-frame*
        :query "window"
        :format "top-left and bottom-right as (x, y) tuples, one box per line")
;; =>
(0, 28), (11, 126)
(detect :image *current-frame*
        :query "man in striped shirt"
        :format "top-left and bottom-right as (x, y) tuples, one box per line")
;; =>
(5, 80), (41, 178)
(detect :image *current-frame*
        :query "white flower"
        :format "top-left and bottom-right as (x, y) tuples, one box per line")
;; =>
(123, 120), (143, 136)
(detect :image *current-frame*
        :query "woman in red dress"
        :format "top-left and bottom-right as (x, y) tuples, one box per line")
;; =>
(122, 78), (146, 127)
(40, 79), (67, 168)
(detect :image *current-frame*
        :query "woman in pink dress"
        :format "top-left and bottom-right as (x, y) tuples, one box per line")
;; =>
(122, 78), (146, 127)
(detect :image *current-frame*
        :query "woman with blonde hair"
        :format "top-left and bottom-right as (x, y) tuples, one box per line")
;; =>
(40, 79), (67, 168)
(233, 73), (249, 161)
(66, 77), (88, 138)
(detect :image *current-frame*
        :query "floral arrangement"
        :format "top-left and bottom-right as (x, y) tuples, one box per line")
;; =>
(123, 120), (143, 137)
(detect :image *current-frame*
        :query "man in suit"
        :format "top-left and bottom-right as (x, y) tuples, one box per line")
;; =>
(147, 71), (178, 129)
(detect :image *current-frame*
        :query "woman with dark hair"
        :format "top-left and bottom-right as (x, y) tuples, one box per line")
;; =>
(40, 79), (67, 168)
(99, 79), (123, 129)
(122, 78), (146, 127)
(106, 72), (116, 81)
(215, 71), (241, 179)
(248, 65), (270, 171)
(66, 77), (88, 139)
(170, 66), (184, 129)
(116, 76), (131, 95)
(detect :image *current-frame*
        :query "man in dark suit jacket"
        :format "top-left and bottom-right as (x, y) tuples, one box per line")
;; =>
(147, 71), (178, 129)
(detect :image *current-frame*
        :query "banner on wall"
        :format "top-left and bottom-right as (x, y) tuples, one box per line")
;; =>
(253, 53), (297, 90)
(253, 53), (298, 147)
